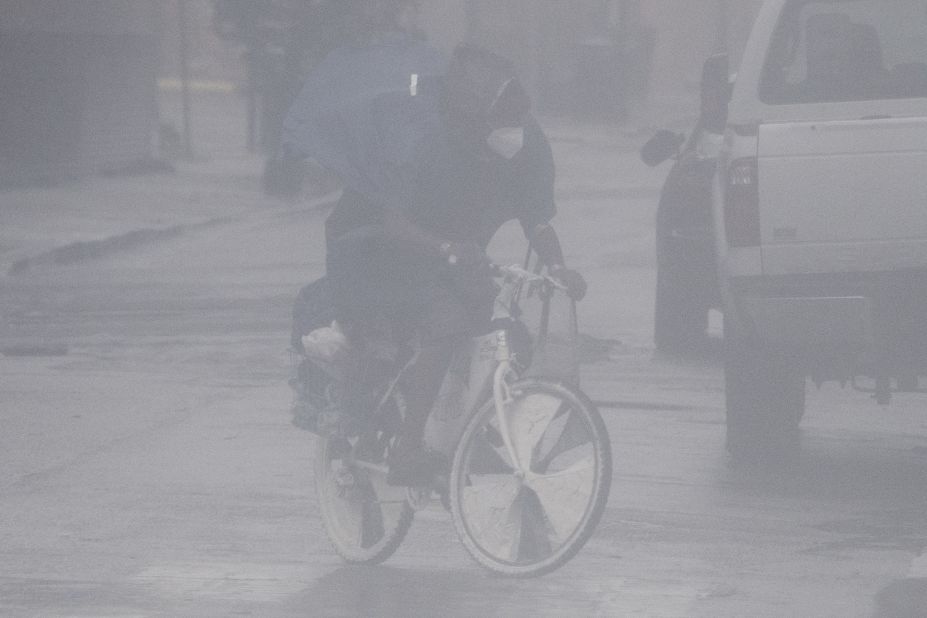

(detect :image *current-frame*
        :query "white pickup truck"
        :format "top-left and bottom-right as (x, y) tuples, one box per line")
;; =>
(712, 0), (927, 462)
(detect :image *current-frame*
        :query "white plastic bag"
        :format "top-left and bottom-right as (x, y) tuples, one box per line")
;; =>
(302, 321), (349, 367)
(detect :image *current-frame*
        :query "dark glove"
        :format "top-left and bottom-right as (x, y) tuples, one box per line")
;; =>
(441, 242), (487, 267)
(550, 265), (587, 301)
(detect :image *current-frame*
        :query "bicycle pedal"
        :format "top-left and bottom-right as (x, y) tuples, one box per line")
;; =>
(405, 486), (432, 511)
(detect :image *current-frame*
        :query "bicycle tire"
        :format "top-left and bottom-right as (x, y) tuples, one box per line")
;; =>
(314, 432), (414, 565)
(449, 378), (611, 577)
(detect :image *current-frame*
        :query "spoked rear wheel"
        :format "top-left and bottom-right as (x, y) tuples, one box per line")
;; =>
(314, 432), (414, 564)
(449, 379), (611, 577)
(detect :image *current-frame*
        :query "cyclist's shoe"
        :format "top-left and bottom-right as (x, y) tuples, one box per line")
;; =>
(387, 447), (447, 487)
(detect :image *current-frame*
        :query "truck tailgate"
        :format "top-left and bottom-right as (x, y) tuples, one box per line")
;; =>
(758, 116), (927, 275)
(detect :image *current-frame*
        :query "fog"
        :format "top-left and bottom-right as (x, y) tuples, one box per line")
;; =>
(2, 1), (927, 616)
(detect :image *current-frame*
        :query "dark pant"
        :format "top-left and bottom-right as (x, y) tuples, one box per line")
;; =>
(327, 231), (494, 343)
(327, 235), (494, 451)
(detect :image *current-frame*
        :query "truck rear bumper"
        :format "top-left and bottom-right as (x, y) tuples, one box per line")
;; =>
(740, 295), (874, 350)
(729, 270), (927, 373)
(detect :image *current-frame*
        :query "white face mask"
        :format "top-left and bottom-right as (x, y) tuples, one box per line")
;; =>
(486, 127), (525, 160)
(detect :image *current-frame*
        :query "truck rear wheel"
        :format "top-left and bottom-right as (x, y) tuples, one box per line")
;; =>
(724, 336), (805, 465)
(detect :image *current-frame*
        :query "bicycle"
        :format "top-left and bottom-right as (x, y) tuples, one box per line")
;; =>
(293, 261), (612, 577)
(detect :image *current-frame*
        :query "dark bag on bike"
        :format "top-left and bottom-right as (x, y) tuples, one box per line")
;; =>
(291, 276), (337, 352)
(290, 277), (341, 434)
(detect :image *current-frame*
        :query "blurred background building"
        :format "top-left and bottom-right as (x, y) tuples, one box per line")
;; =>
(0, 0), (160, 187)
(206, 0), (766, 155)
(0, 0), (764, 188)
(448, 0), (765, 119)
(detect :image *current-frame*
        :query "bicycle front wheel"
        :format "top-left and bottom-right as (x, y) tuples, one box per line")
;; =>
(449, 378), (612, 577)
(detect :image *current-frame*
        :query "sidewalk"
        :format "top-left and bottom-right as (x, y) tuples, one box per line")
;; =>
(0, 91), (276, 276)
(0, 89), (694, 277)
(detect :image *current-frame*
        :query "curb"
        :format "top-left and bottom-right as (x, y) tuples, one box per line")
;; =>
(8, 217), (231, 276)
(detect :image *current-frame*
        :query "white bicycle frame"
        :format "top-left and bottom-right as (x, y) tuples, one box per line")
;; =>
(423, 264), (567, 471)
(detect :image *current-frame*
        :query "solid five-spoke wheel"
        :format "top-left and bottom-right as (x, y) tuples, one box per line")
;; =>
(449, 379), (611, 577)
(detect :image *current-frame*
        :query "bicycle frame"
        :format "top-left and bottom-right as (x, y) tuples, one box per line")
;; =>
(423, 265), (564, 464)
(310, 262), (610, 575)
(301, 264), (569, 468)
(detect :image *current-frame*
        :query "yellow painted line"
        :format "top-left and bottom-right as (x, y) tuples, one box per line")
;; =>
(158, 78), (238, 94)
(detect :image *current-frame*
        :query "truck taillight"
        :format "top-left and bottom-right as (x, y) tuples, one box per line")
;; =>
(724, 157), (760, 248)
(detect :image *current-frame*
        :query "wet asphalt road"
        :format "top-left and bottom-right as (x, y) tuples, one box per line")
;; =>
(3, 112), (927, 615)
(3, 208), (927, 616)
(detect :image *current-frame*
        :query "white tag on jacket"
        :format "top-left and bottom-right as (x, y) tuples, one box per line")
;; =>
(486, 127), (525, 159)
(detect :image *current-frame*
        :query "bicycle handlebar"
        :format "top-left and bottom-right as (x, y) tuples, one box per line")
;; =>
(489, 263), (568, 291)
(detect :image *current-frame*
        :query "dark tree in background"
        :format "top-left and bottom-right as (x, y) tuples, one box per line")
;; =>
(213, 0), (346, 154)
(214, 0), (351, 197)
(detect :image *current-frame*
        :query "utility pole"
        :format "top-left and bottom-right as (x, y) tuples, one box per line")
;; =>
(177, 0), (194, 158)
(465, 0), (479, 43)
(716, 0), (730, 53)
(246, 45), (259, 152)
(528, 0), (544, 107)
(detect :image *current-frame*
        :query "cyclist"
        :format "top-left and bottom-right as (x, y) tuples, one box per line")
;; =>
(283, 2), (586, 485)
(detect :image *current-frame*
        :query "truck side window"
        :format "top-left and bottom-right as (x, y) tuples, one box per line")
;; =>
(759, 0), (927, 104)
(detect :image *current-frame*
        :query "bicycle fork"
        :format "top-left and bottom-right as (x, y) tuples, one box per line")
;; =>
(491, 330), (526, 475)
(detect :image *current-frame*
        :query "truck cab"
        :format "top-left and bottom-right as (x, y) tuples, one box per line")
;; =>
(714, 0), (927, 463)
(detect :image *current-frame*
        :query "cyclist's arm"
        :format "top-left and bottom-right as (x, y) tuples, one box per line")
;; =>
(528, 221), (587, 300)
(515, 119), (568, 268)
(526, 221), (567, 268)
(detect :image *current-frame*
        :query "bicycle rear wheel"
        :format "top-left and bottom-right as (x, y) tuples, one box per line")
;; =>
(449, 378), (611, 577)
(315, 430), (414, 564)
